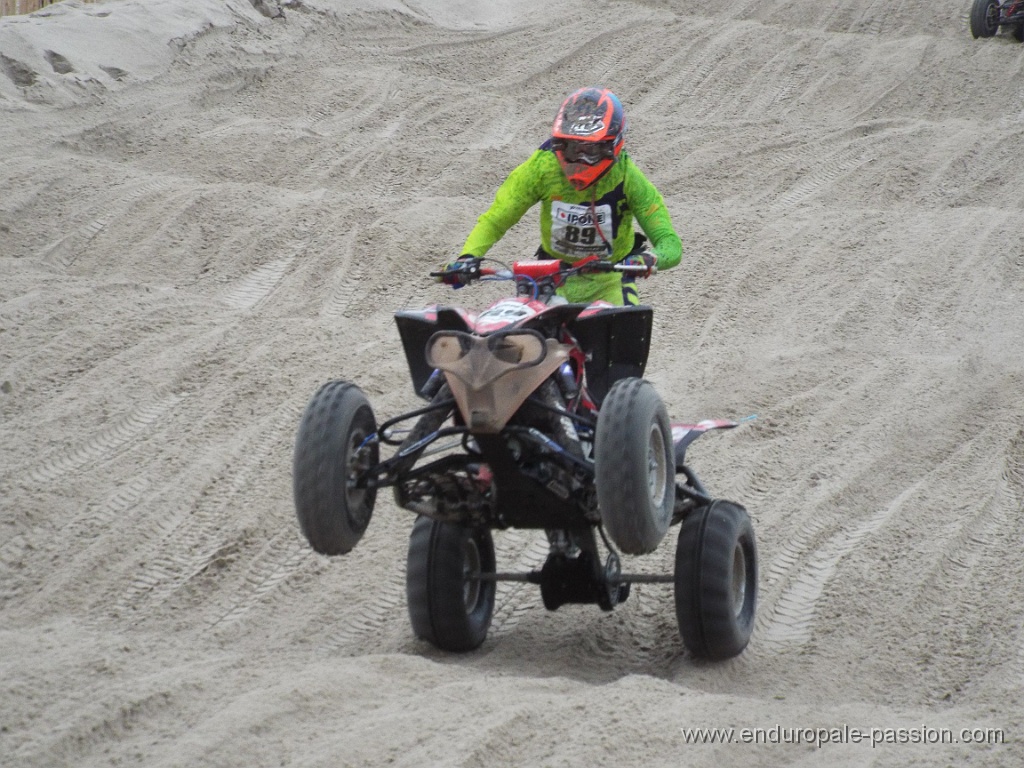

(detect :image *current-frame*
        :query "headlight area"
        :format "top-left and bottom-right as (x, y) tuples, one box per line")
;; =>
(425, 330), (570, 433)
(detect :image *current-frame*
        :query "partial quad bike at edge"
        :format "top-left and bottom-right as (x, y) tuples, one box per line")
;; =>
(292, 252), (758, 660)
(970, 0), (1024, 40)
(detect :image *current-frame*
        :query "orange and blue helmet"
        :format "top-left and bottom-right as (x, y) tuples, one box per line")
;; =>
(551, 87), (626, 190)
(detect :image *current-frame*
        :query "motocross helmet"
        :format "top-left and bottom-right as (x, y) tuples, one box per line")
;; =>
(551, 87), (626, 191)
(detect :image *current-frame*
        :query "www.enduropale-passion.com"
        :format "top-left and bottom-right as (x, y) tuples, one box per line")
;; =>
(680, 724), (1005, 749)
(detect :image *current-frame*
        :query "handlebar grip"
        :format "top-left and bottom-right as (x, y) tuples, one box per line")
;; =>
(431, 259), (484, 286)
(613, 263), (658, 275)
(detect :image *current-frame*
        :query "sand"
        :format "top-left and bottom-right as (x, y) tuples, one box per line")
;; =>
(1, 0), (1023, 765)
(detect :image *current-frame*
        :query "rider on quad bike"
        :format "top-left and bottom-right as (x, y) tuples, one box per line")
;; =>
(292, 87), (758, 662)
(442, 87), (683, 307)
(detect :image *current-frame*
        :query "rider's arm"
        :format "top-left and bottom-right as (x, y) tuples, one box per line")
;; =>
(460, 152), (544, 257)
(624, 160), (682, 269)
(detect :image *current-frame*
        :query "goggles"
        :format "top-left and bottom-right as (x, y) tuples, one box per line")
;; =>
(551, 138), (615, 166)
(426, 330), (547, 371)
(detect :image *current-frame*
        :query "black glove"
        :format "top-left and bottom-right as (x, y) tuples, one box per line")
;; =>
(437, 255), (482, 287)
(623, 250), (657, 278)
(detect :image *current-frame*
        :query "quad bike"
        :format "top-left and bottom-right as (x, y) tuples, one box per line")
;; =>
(970, 0), (1024, 40)
(292, 250), (757, 660)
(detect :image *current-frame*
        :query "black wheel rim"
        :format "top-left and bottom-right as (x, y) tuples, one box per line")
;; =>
(731, 541), (748, 619)
(647, 422), (668, 506)
(344, 420), (374, 526)
(461, 536), (482, 613)
(987, 2), (1000, 32)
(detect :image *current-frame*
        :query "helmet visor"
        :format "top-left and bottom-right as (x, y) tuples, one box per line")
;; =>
(551, 138), (615, 166)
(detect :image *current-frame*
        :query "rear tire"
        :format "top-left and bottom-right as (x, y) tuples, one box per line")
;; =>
(293, 381), (378, 555)
(406, 517), (496, 652)
(675, 500), (758, 660)
(970, 0), (1000, 38)
(594, 378), (674, 555)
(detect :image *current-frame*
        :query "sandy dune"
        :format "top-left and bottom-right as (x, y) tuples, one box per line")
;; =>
(2, 0), (1023, 765)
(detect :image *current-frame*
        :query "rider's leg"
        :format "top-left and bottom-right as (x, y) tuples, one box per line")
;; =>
(621, 275), (639, 306)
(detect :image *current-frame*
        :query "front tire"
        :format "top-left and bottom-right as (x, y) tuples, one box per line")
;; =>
(970, 0), (1000, 38)
(594, 378), (674, 555)
(293, 381), (378, 555)
(406, 517), (496, 652)
(674, 500), (757, 660)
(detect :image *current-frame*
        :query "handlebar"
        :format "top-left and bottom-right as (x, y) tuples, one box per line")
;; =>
(430, 255), (656, 287)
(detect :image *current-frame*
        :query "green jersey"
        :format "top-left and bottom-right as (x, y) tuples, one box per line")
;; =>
(461, 144), (682, 304)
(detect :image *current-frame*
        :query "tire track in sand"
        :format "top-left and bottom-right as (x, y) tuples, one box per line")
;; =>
(488, 530), (550, 639)
(756, 423), (1014, 653)
(18, 392), (186, 487)
(321, 525), (548, 652)
(111, 405), (295, 620)
(37, 178), (176, 270)
(219, 249), (300, 311)
(757, 502), (898, 650)
(0, 477), (151, 605)
(207, 527), (314, 630)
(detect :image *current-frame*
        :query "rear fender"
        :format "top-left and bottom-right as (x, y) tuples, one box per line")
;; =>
(568, 305), (653, 407)
(394, 307), (472, 396)
(672, 420), (738, 469)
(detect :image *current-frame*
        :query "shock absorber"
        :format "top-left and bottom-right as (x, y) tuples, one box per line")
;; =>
(556, 361), (579, 400)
